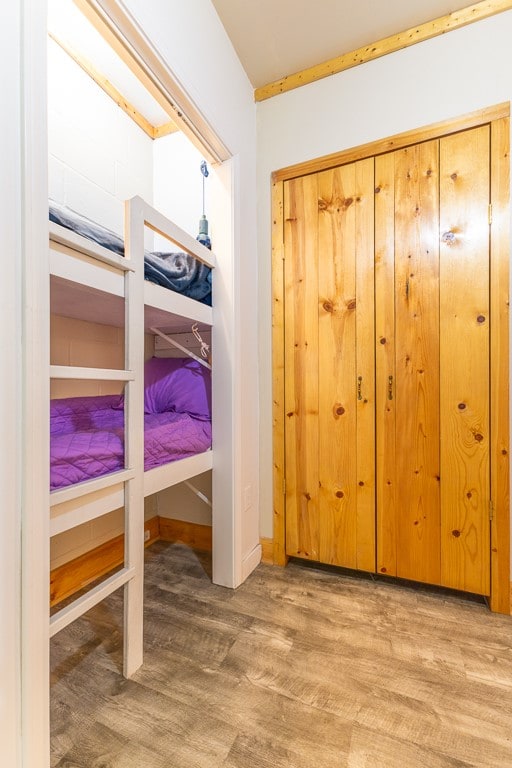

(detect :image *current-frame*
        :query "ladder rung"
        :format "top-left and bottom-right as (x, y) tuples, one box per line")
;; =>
(50, 365), (134, 381)
(50, 566), (135, 637)
(50, 468), (135, 509)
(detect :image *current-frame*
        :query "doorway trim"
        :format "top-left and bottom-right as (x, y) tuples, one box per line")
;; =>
(271, 102), (510, 613)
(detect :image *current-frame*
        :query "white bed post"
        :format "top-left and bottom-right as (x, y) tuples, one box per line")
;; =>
(123, 197), (146, 677)
(2, 3), (27, 766)
(19, 0), (51, 766)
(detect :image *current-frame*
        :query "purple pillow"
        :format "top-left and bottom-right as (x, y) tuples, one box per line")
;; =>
(144, 357), (211, 420)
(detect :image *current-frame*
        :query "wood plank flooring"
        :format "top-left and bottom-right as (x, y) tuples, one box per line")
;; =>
(50, 542), (512, 767)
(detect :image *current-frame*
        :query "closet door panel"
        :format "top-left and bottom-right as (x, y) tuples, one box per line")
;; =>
(284, 175), (320, 560)
(394, 141), (441, 584)
(316, 159), (375, 569)
(375, 154), (397, 576)
(284, 161), (375, 569)
(439, 126), (490, 595)
(317, 165), (358, 566)
(380, 141), (442, 585)
(354, 158), (376, 571)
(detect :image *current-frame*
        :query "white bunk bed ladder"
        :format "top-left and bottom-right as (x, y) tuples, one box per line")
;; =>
(49, 198), (146, 679)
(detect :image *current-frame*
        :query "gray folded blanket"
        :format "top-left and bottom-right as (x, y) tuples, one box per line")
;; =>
(49, 200), (212, 305)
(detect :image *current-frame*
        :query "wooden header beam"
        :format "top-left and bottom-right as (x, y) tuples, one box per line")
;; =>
(49, 32), (178, 140)
(255, 0), (512, 101)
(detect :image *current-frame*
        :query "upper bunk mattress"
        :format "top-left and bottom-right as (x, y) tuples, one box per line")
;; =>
(49, 200), (212, 305)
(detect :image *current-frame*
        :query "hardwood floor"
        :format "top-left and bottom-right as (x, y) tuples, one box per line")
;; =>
(50, 542), (512, 767)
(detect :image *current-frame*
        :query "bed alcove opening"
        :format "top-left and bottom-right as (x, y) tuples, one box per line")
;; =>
(47, 0), (232, 606)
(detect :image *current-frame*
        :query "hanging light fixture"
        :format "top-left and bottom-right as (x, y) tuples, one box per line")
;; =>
(196, 160), (211, 250)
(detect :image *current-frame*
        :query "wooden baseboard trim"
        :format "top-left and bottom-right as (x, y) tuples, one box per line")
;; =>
(158, 516), (212, 551)
(260, 537), (274, 564)
(50, 516), (160, 607)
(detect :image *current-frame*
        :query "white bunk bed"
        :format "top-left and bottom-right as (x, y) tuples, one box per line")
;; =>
(48, 196), (215, 677)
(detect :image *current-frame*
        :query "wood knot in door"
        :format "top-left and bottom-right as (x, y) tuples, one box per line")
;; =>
(323, 300), (334, 313)
(346, 298), (356, 311)
(333, 404), (345, 418)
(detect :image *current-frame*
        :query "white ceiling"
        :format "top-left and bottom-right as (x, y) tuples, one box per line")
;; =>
(211, 0), (473, 89)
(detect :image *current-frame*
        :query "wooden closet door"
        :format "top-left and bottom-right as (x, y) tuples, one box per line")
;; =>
(376, 140), (442, 584)
(284, 159), (375, 570)
(439, 126), (490, 595)
(375, 127), (491, 594)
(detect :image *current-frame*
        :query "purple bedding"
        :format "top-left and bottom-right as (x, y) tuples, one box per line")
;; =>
(50, 358), (212, 491)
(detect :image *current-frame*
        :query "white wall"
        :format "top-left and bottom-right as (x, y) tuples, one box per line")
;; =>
(153, 131), (209, 241)
(124, 0), (260, 585)
(257, 13), (512, 539)
(48, 36), (154, 233)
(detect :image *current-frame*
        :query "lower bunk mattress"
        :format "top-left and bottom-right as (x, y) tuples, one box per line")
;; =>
(50, 357), (212, 491)
(50, 396), (211, 490)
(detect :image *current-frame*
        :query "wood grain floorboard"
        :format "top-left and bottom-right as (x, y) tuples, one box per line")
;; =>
(51, 542), (512, 767)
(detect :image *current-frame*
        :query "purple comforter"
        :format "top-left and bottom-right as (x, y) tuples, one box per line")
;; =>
(50, 395), (212, 490)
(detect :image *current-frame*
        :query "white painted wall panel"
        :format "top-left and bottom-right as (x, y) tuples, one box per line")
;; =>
(153, 132), (207, 243)
(48, 36), (153, 233)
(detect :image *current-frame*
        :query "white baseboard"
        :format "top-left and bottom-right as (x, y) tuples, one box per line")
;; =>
(241, 542), (262, 582)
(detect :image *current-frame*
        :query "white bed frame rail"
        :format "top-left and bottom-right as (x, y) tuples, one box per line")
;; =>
(49, 196), (215, 678)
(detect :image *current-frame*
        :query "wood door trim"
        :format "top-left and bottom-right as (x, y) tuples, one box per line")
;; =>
(490, 116), (510, 613)
(272, 103), (509, 183)
(272, 105), (510, 613)
(271, 178), (287, 566)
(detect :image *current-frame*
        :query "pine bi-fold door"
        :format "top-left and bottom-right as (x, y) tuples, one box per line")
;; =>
(283, 159), (375, 571)
(375, 126), (492, 595)
(272, 105), (509, 613)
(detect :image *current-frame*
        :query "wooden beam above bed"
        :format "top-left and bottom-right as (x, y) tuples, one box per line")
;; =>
(254, 0), (512, 101)
(49, 31), (179, 140)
